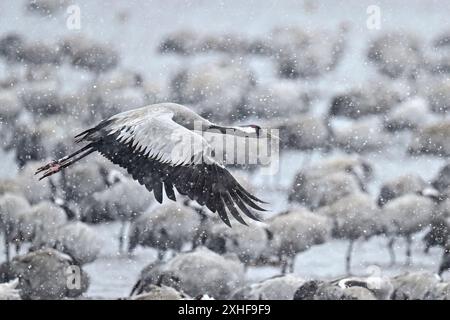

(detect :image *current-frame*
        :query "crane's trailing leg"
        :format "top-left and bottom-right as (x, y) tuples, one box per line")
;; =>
(35, 144), (94, 180)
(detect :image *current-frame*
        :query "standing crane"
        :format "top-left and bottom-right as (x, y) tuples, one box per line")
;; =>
(36, 103), (269, 226)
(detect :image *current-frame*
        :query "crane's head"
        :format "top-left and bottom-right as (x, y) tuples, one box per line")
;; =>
(208, 124), (279, 140)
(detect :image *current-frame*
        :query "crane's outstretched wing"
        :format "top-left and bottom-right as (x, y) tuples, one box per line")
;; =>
(74, 108), (266, 226)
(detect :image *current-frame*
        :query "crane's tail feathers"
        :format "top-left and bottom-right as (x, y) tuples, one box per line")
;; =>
(35, 144), (95, 180)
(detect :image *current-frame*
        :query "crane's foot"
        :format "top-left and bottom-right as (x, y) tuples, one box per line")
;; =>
(35, 160), (63, 180)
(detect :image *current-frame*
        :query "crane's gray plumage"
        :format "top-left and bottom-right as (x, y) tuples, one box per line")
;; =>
(35, 103), (266, 227)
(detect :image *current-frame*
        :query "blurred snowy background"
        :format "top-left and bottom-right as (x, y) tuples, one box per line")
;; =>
(1, 0), (450, 300)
